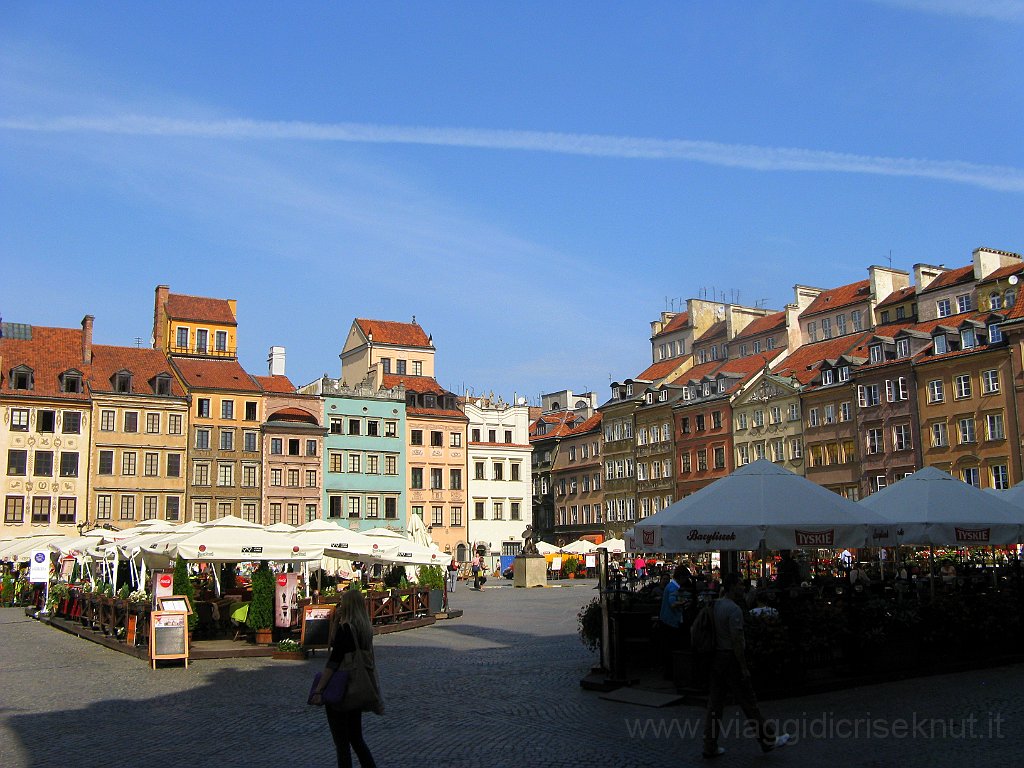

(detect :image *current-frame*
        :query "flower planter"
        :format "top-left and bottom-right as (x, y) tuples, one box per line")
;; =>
(271, 650), (308, 660)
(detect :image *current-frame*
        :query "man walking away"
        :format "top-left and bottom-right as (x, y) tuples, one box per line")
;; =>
(702, 572), (791, 759)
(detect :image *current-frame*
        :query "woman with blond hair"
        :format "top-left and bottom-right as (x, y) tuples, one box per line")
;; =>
(310, 588), (379, 768)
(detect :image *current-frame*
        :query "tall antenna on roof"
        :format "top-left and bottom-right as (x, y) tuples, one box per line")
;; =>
(887, 250), (893, 268)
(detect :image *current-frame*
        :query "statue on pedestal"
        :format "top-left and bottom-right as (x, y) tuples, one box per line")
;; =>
(521, 525), (541, 556)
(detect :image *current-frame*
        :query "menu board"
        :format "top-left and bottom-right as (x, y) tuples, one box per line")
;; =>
(158, 595), (193, 614)
(150, 611), (189, 669)
(300, 604), (335, 649)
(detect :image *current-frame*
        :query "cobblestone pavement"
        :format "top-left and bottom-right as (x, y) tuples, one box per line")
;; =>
(2, 581), (1021, 768)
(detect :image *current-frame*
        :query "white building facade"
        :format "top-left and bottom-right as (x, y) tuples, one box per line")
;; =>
(463, 396), (532, 571)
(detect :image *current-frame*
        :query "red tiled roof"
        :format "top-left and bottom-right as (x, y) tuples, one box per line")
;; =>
(381, 374), (445, 394)
(653, 312), (689, 338)
(715, 350), (784, 392)
(530, 411), (578, 441)
(89, 345), (186, 397)
(977, 262), (1024, 284)
(874, 286), (916, 310)
(468, 441), (533, 449)
(0, 326), (91, 400)
(675, 359), (728, 384)
(254, 374), (296, 394)
(635, 358), (683, 382)
(566, 412), (602, 436)
(695, 320), (727, 344)
(772, 332), (873, 385)
(170, 357), (261, 392)
(356, 318), (431, 348)
(165, 293), (236, 325)
(801, 280), (871, 318)
(266, 406), (319, 424)
(918, 265), (973, 293)
(732, 311), (786, 341)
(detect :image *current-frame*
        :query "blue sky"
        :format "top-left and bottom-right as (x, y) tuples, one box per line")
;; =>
(2, 1), (1021, 404)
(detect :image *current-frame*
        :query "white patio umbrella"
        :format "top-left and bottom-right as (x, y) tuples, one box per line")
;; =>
(859, 466), (1021, 545)
(628, 460), (893, 553)
(265, 522), (297, 532)
(346, 537), (449, 567)
(201, 514), (264, 529)
(287, 526), (378, 558)
(535, 541), (560, 555)
(596, 538), (627, 554)
(561, 539), (598, 554)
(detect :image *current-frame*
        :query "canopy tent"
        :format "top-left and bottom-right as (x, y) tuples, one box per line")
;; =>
(859, 466), (1021, 546)
(561, 538), (598, 554)
(627, 460), (893, 553)
(336, 537), (449, 567)
(0, 535), (72, 563)
(596, 538), (627, 554)
(168, 526), (324, 563)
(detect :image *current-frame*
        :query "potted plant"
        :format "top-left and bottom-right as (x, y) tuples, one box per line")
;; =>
(247, 563), (275, 644)
(417, 565), (446, 613)
(172, 556), (198, 634)
(577, 597), (602, 653)
(272, 638), (308, 660)
(46, 582), (70, 616)
(128, 589), (150, 614)
(562, 555), (581, 579)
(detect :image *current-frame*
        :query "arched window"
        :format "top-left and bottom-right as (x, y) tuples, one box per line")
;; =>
(990, 291), (1003, 310)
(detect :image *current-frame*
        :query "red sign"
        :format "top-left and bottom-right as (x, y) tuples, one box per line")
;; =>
(277, 573), (288, 587)
(159, 574), (173, 589)
(642, 529), (656, 547)
(795, 529), (835, 546)
(275, 572), (298, 628)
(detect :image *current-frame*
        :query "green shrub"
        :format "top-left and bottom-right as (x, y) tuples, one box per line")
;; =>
(247, 564), (275, 631)
(417, 565), (445, 591)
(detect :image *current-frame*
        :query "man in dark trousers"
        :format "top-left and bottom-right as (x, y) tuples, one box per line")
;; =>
(702, 572), (792, 759)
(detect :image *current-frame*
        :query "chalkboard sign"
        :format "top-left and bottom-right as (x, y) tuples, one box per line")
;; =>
(300, 604), (335, 649)
(150, 611), (189, 669)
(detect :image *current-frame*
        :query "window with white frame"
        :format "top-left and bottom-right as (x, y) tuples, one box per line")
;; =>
(821, 368), (834, 385)
(933, 335), (948, 354)
(808, 408), (820, 427)
(753, 410), (764, 427)
(986, 413), (1005, 440)
(865, 428), (883, 454)
(858, 384), (880, 407)
(961, 467), (980, 487)
(869, 344), (884, 364)
(822, 317), (832, 339)
(808, 322), (817, 342)
(737, 444), (749, 465)
(927, 379), (944, 403)
(790, 438), (803, 459)
(753, 442), (766, 460)
(982, 369), (1000, 394)
(954, 374), (971, 399)
(824, 404), (835, 424)
(961, 328), (976, 349)
(852, 310), (863, 330)
(959, 417), (976, 444)
(931, 422), (948, 447)
(839, 402), (852, 422)
(892, 424), (911, 451)
(895, 338), (910, 358)
(837, 313), (847, 334)
(838, 366), (850, 382)
(991, 464), (1010, 490)
(737, 412), (748, 430)
(936, 299), (952, 318)
(956, 294), (972, 313)
(788, 402), (800, 421)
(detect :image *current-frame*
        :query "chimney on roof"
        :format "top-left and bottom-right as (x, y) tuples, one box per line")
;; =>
(81, 315), (94, 365)
(268, 346), (286, 377)
(153, 285), (169, 351)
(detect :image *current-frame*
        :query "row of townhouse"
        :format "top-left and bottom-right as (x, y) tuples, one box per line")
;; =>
(533, 246), (1024, 543)
(2, 287), (531, 565)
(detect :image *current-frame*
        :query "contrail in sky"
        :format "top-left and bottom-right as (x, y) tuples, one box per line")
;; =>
(2, 114), (1022, 193)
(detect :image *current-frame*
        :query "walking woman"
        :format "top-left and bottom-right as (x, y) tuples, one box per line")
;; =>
(310, 589), (380, 768)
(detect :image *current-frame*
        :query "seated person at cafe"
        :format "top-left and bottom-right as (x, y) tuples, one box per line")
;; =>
(939, 559), (958, 586)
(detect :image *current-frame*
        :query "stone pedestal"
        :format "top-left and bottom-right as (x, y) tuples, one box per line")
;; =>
(513, 554), (548, 588)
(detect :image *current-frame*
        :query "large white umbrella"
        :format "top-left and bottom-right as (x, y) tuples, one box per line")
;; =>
(860, 466), (1021, 545)
(535, 541), (560, 555)
(265, 522), (297, 532)
(201, 514), (264, 529)
(347, 537), (449, 567)
(170, 526), (323, 563)
(288, 525), (378, 558)
(596, 538), (627, 554)
(561, 539), (598, 554)
(628, 460), (892, 552)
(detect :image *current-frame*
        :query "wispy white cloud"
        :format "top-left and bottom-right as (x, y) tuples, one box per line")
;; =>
(2, 114), (1023, 193)
(864, 0), (1024, 23)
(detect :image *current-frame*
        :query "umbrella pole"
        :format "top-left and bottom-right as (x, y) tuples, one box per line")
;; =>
(929, 546), (935, 600)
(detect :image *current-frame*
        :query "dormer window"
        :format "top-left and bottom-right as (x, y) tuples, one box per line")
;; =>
(406, 393), (416, 407)
(625, 384), (633, 396)
(60, 370), (83, 393)
(659, 389), (668, 402)
(960, 328), (977, 350)
(681, 387), (691, 401)
(989, 323), (1004, 344)
(424, 394), (436, 408)
(933, 335), (948, 355)
(895, 339), (910, 359)
(153, 374), (172, 396)
(702, 383), (710, 397)
(644, 392), (653, 404)
(112, 370), (132, 393)
(821, 368), (834, 385)
(717, 380), (726, 394)
(10, 366), (33, 390)
(838, 366), (850, 382)
(868, 344), (884, 364)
